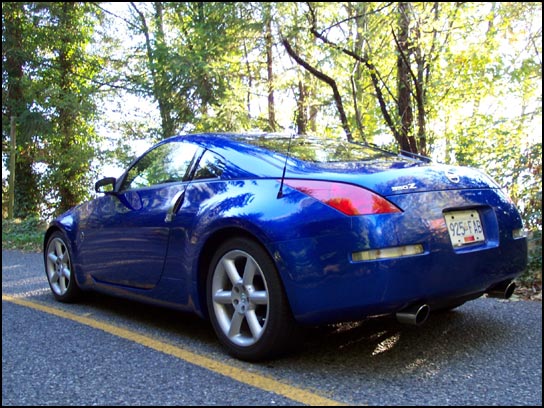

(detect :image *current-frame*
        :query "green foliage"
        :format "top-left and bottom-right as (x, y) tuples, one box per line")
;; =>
(124, 2), (253, 139)
(2, 216), (46, 252)
(524, 229), (542, 285)
(2, 2), (541, 282)
(516, 142), (543, 280)
(2, 2), (103, 218)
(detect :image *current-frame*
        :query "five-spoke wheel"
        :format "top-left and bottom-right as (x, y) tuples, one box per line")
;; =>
(207, 237), (299, 361)
(210, 249), (270, 347)
(45, 231), (81, 302)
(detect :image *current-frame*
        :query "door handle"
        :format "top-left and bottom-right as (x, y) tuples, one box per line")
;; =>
(164, 190), (185, 223)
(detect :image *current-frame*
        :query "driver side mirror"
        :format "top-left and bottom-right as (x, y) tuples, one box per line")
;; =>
(95, 177), (117, 194)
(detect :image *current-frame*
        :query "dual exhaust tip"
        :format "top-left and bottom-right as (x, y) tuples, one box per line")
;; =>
(395, 280), (516, 327)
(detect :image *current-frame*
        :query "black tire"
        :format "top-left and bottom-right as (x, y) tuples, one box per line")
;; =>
(206, 237), (299, 361)
(44, 230), (82, 303)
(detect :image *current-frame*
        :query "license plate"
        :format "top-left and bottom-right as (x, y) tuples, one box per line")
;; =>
(444, 210), (485, 247)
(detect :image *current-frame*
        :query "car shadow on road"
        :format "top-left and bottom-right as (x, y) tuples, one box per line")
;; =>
(60, 291), (220, 349)
(33, 289), (528, 375)
(277, 302), (519, 372)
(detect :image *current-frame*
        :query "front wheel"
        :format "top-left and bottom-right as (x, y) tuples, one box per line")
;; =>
(206, 237), (299, 361)
(44, 231), (82, 303)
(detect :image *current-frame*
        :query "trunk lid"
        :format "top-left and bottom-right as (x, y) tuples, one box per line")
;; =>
(285, 160), (500, 197)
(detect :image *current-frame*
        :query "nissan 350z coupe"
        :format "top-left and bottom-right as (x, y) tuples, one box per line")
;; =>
(44, 133), (528, 361)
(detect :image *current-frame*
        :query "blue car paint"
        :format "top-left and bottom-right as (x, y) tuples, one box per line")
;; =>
(76, 184), (187, 289)
(271, 188), (526, 324)
(46, 133), (528, 326)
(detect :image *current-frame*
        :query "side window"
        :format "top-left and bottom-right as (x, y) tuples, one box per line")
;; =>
(121, 142), (199, 190)
(193, 150), (225, 180)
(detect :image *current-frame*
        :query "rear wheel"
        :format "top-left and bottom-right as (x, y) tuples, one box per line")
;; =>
(206, 237), (299, 361)
(44, 231), (82, 302)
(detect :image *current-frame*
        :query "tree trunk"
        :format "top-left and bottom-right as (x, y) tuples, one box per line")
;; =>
(57, 3), (82, 213)
(397, 2), (417, 153)
(282, 38), (352, 141)
(131, 2), (174, 139)
(350, 2), (367, 141)
(296, 81), (307, 135)
(4, 2), (40, 218)
(264, 3), (276, 131)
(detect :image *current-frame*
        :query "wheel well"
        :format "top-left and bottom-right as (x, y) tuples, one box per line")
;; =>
(197, 227), (268, 320)
(43, 226), (62, 253)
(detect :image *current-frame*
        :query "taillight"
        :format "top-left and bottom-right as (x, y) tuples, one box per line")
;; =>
(283, 179), (401, 216)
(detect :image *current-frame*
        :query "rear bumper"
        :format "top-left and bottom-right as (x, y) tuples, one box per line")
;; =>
(274, 235), (527, 325)
(271, 188), (528, 326)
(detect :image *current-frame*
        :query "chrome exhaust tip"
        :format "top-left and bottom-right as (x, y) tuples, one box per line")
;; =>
(396, 304), (430, 326)
(486, 281), (516, 299)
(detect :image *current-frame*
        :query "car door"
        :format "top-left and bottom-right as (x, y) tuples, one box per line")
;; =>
(78, 140), (200, 289)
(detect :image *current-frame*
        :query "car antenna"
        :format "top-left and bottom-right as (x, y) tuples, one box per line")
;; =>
(277, 131), (295, 199)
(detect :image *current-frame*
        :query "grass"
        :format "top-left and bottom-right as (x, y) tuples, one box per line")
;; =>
(2, 217), (47, 252)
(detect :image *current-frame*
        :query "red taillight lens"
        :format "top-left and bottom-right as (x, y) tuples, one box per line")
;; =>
(284, 179), (401, 216)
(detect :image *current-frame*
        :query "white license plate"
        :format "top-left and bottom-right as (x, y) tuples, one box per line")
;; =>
(444, 210), (485, 247)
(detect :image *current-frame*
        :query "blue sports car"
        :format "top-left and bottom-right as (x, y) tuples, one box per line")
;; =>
(44, 133), (528, 361)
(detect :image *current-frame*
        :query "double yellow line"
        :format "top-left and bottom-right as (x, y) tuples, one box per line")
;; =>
(2, 294), (344, 406)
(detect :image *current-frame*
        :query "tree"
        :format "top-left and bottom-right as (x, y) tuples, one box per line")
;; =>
(125, 2), (255, 138)
(2, 2), (103, 217)
(2, 2), (40, 218)
(43, 2), (101, 213)
(264, 2), (277, 132)
(279, 2), (470, 154)
(3, 1), (539, 245)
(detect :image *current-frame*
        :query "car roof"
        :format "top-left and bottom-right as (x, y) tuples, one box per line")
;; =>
(160, 132), (426, 181)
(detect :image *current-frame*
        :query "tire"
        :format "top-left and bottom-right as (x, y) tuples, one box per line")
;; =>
(44, 230), (82, 303)
(206, 237), (299, 361)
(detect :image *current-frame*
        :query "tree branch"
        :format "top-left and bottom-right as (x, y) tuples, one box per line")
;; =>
(307, 26), (401, 144)
(281, 38), (352, 140)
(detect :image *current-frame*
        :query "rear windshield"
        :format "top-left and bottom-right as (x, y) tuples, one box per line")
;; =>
(236, 135), (395, 163)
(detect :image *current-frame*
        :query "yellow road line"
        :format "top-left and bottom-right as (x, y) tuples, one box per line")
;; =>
(2, 294), (344, 406)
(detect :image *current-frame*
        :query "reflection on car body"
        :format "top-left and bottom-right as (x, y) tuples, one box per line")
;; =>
(44, 132), (527, 361)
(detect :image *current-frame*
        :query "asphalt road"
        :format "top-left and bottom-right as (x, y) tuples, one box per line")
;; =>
(2, 249), (542, 406)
